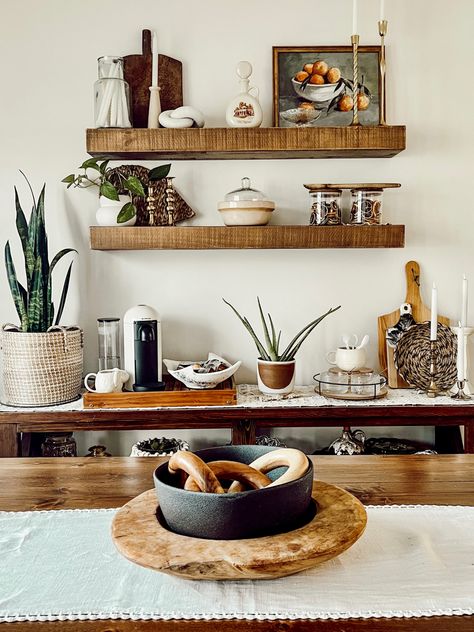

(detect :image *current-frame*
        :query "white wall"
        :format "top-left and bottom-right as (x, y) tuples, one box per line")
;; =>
(1, 0), (472, 454)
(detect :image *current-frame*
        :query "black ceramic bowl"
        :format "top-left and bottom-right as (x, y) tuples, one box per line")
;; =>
(153, 445), (314, 540)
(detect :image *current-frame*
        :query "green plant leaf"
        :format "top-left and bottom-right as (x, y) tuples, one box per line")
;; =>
(4, 241), (28, 330)
(223, 298), (270, 361)
(61, 174), (75, 185)
(257, 297), (277, 361)
(123, 175), (145, 197)
(148, 164), (171, 181)
(79, 158), (101, 171)
(99, 160), (110, 175)
(47, 248), (77, 327)
(99, 181), (119, 201)
(54, 261), (73, 326)
(27, 256), (43, 332)
(279, 306), (341, 361)
(117, 202), (136, 224)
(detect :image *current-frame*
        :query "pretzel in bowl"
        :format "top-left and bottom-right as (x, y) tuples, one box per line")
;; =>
(228, 448), (309, 492)
(168, 451), (225, 494)
(184, 460), (272, 492)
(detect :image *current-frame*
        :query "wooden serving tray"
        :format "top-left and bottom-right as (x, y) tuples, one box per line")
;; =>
(83, 376), (236, 409)
(111, 481), (367, 580)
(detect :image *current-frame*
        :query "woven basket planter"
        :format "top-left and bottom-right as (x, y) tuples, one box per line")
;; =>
(1, 325), (83, 407)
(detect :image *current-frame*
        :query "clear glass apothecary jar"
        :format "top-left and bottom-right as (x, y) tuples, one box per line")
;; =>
(94, 56), (132, 128)
(350, 189), (383, 225)
(309, 189), (342, 226)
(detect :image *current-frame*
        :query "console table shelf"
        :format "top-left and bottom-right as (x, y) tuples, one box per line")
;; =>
(90, 224), (405, 250)
(86, 125), (406, 160)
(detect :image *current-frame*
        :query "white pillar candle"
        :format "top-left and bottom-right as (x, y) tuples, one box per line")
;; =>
(430, 283), (438, 341)
(462, 274), (468, 329)
(457, 323), (465, 382)
(352, 0), (358, 34)
(380, 0), (385, 21)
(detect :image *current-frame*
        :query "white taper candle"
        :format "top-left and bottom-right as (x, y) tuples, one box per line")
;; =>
(462, 274), (468, 329)
(430, 283), (438, 341)
(380, 0), (385, 21)
(352, 0), (358, 34)
(457, 322), (465, 382)
(152, 31), (158, 88)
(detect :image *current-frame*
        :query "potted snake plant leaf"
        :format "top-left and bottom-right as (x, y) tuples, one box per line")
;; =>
(1, 174), (82, 407)
(224, 297), (340, 395)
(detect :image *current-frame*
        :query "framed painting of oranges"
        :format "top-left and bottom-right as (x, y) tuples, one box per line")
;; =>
(272, 46), (382, 127)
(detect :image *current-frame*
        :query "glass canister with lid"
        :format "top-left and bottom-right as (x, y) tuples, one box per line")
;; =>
(309, 189), (343, 226)
(218, 177), (275, 226)
(350, 189), (383, 225)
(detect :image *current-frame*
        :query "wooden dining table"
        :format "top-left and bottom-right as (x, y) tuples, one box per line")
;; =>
(1, 454), (473, 631)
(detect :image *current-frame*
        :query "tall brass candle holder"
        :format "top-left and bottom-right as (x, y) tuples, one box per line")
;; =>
(426, 340), (443, 398)
(378, 19), (388, 125)
(351, 34), (360, 126)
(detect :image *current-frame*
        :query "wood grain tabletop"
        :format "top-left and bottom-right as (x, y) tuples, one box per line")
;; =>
(1, 455), (473, 631)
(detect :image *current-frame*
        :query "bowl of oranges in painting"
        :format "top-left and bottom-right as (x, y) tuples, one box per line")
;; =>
(291, 59), (371, 113)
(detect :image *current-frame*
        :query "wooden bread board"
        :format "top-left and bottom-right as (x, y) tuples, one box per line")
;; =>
(123, 29), (183, 128)
(377, 261), (450, 388)
(83, 376), (236, 408)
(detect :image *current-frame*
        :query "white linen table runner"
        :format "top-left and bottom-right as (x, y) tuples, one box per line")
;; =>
(0, 505), (473, 623)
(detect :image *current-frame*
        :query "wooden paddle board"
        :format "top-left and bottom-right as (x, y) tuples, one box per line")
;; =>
(377, 261), (450, 388)
(123, 29), (183, 128)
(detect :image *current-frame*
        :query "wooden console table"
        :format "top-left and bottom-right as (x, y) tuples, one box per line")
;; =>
(1, 385), (473, 456)
(0, 454), (472, 630)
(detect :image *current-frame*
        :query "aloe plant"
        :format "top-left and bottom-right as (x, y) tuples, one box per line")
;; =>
(223, 297), (340, 362)
(4, 173), (76, 332)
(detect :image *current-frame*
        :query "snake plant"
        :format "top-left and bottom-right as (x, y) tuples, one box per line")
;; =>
(4, 173), (76, 332)
(223, 297), (341, 362)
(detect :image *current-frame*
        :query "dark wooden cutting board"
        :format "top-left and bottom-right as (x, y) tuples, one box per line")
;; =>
(123, 29), (183, 128)
(377, 261), (450, 388)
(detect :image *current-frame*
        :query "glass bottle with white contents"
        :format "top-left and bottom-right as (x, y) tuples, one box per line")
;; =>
(226, 61), (263, 128)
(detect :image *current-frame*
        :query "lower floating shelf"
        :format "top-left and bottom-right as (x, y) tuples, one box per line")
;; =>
(90, 225), (405, 250)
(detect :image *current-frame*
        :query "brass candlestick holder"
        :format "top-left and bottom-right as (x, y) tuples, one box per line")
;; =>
(426, 340), (444, 398)
(378, 19), (388, 125)
(351, 34), (360, 126)
(165, 176), (176, 226)
(451, 379), (471, 400)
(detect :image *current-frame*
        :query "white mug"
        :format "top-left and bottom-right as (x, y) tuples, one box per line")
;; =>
(326, 347), (367, 372)
(84, 368), (129, 393)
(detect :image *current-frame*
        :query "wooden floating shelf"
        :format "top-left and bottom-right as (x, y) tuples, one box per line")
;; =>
(90, 225), (405, 251)
(86, 126), (406, 160)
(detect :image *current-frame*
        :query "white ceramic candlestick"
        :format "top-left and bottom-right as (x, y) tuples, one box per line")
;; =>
(450, 325), (474, 397)
(148, 86), (161, 128)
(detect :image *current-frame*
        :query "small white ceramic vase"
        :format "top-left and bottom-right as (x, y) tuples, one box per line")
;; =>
(257, 359), (296, 395)
(226, 61), (263, 128)
(96, 195), (136, 227)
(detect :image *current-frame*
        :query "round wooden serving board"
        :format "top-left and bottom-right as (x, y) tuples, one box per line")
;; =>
(112, 481), (367, 580)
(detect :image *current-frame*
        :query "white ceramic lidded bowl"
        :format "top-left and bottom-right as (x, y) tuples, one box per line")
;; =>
(218, 177), (275, 226)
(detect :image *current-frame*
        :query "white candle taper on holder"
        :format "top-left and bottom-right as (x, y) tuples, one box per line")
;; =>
(148, 30), (162, 129)
(380, 0), (385, 21)
(462, 274), (468, 328)
(352, 0), (358, 34)
(457, 322), (465, 382)
(430, 283), (438, 341)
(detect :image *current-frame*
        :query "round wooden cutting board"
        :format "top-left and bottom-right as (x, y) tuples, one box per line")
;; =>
(111, 481), (367, 581)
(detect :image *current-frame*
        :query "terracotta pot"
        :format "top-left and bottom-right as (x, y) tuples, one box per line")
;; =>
(257, 359), (296, 395)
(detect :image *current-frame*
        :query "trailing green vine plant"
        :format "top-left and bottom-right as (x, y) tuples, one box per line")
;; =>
(62, 158), (171, 223)
(223, 297), (341, 361)
(4, 172), (76, 332)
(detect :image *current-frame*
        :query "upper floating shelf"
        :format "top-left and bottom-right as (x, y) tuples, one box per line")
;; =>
(86, 126), (406, 160)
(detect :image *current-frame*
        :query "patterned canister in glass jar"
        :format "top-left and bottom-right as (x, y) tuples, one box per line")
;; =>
(309, 189), (342, 226)
(350, 189), (383, 225)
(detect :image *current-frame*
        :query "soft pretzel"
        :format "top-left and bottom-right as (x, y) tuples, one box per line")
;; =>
(184, 460), (272, 492)
(168, 451), (224, 494)
(228, 448), (309, 492)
